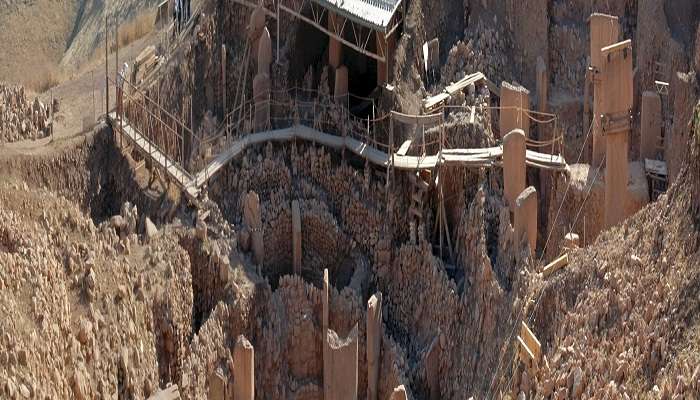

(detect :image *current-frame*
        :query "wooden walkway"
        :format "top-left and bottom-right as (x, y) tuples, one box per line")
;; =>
(109, 114), (568, 201)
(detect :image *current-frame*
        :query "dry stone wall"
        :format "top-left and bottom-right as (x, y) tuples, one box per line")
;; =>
(0, 84), (53, 143)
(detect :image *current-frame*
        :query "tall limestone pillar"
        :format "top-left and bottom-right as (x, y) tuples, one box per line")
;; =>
(503, 129), (527, 208)
(600, 40), (633, 228)
(640, 91), (661, 161)
(367, 293), (382, 400)
(247, 7), (266, 63)
(322, 269), (330, 397)
(589, 13), (620, 166)
(253, 27), (272, 131)
(499, 82), (530, 139)
(390, 385), (408, 400)
(292, 200), (301, 275)
(233, 335), (254, 400)
(326, 325), (359, 400)
(514, 186), (538, 256)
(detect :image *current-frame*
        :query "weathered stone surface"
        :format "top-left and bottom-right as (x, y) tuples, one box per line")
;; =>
(367, 292), (382, 400)
(500, 82), (530, 139)
(326, 325), (359, 400)
(503, 129), (527, 208)
(233, 335), (254, 400)
(243, 191), (264, 264)
(515, 186), (538, 256)
(144, 217), (159, 241)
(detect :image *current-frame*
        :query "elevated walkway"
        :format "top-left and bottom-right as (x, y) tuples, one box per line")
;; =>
(109, 113), (568, 202)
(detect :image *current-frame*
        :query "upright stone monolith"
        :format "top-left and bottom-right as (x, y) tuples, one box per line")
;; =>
(640, 91), (661, 161)
(503, 129), (527, 208)
(233, 335), (254, 400)
(514, 186), (538, 256)
(499, 82), (530, 139)
(243, 191), (264, 265)
(326, 325), (359, 400)
(367, 293), (382, 400)
(292, 200), (301, 275)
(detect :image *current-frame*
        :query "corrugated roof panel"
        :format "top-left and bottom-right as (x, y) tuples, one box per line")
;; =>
(313, 0), (402, 31)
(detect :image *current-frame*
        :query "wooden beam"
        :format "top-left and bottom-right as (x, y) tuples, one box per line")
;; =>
(542, 253), (569, 278)
(280, 4), (386, 63)
(519, 322), (541, 361)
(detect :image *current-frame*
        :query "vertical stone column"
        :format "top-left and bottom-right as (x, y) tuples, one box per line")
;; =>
(503, 129), (527, 208)
(244, 191), (264, 265)
(253, 27), (272, 131)
(514, 186), (538, 256)
(390, 385), (408, 400)
(322, 268), (330, 398)
(233, 335), (254, 400)
(334, 65), (349, 99)
(425, 337), (440, 400)
(292, 200), (301, 275)
(208, 369), (226, 400)
(536, 56), (548, 114)
(589, 13), (620, 166)
(366, 293), (382, 400)
(499, 82), (530, 139)
(640, 91), (661, 161)
(600, 40), (632, 228)
(326, 325), (359, 400)
(328, 12), (344, 69)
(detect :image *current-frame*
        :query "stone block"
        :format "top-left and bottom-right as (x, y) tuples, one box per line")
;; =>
(208, 369), (226, 400)
(503, 129), (527, 208)
(390, 385), (408, 400)
(514, 186), (538, 256)
(252, 73), (271, 131)
(244, 191), (264, 264)
(328, 12), (344, 69)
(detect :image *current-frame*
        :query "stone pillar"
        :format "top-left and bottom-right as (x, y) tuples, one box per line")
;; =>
(600, 40), (632, 228)
(334, 65), (349, 100)
(257, 26), (272, 76)
(292, 200), (301, 275)
(499, 82), (530, 139)
(253, 73), (271, 131)
(503, 129), (527, 208)
(233, 335), (254, 400)
(243, 191), (264, 265)
(326, 325), (359, 400)
(208, 369), (226, 400)
(536, 56), (548, 114)
(589, 13), (620, 166)
(328, 12), (344, 69)
(563, 232), (580, 251)
(640, 91), (661, 161)
(366, 293), (382, 400)
(514, 186), (538, 256)
(425, 337), (440, 400)
(247, 7), (266, 63)
(390, 385), (408, 400)
(377, 32), (389, 86)
(322, 268), (330, 397)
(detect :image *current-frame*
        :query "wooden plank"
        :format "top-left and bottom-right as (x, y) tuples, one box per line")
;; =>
(542, 253), (569, 278)
(519, 322), (541, 361)
(396, 140), (412, 156)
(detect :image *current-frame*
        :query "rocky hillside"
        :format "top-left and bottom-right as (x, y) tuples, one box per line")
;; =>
(519, 103), (700, 398)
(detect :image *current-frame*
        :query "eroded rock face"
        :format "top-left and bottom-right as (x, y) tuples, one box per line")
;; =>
(0, 83), (52, 143)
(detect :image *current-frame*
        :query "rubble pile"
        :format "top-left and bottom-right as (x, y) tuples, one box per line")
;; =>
(0, 182), (192, 399)
(0, 83), (53, 143)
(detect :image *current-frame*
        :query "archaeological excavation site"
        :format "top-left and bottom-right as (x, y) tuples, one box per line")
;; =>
(1, 0), (700, 398)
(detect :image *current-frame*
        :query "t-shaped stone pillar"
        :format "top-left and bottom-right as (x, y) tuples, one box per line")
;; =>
(600, 40), (632, 228)
(326, 325), (359, 400)
(503, 129), (527, 208)
(640, 91), (661, 161)
(366, 293), (382, 400)
(233, 335), (254, 400)
(257, 26), (272, 76)
(243, 191), (264, 265)
(292, 200), (301, 275)
(589, 13), (620, 166)
(499, 82), (530, 139)
(536, 57), (548, 114)
(514, 186), (538, 256)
